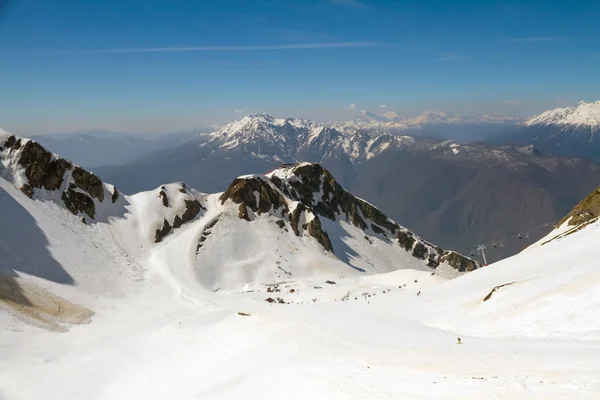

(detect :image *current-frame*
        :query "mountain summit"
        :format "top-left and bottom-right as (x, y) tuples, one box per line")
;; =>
(522, 100), (600, 130)
(488, 100), (600, 161)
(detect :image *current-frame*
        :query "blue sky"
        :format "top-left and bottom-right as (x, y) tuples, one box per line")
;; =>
(1, 0), (599, 134)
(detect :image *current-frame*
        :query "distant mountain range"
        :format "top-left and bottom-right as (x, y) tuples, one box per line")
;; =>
(487, 101), (600, 161)
(331, 110), (521, 143)
(93, 112), (600, 262)
(28, 129), (208, 168)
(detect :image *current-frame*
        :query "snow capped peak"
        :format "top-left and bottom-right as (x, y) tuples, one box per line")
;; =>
(523, 100), (600, 130)
(381, 111), (405, 122)
(358, 110), (388, 122)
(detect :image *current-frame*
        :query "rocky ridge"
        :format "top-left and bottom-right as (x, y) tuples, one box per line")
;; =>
(220, 163), (481, 273)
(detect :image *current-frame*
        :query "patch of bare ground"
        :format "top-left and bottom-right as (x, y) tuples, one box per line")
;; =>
(0, 273), (94, 332)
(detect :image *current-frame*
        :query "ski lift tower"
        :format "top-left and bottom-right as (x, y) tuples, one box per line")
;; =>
(477, 244), (488, 266)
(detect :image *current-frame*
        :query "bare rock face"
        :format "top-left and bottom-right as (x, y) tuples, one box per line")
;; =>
(220, 176), (333, 252)
(153, 184), (205, 243)
(17, 140), (72, 193)
(220, 177), (289, 217)
(155, 219), (172, 243)
(440, 252), (479, 272)
(306, 218), (333, 252)
(270, 163), (397, 234)
(2, 136), (117, 221)
(173, 199), (203, 229)
(71, 167), (104, 202)
(62, 184), (97, 219)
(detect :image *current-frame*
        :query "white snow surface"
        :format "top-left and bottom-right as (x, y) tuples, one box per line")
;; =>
(2, 151), (600, 398)
(523, 100), (600, 130)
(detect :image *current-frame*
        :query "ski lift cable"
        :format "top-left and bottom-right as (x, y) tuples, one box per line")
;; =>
(478, 218), (557, 250)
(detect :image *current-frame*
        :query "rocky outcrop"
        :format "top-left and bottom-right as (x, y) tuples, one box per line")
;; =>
(71, 167), (104, 202)
(153, 184), (205, 243)
(155, 219), (172, 243)
(440, 252), (479, 272)
(17, 140), (71, 193)
(62, 184), (97, 219)
(220, 176), (333, 252)
(270, 163), (398, 235)
(305, 218), (333, 252)
(220, 176), (289, 217)
(1, 136), (117, 221)
(173, 199), (203, 229)
(270, 163), (481, 273)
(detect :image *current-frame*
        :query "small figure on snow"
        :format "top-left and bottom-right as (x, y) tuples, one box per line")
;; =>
(417, 290), (421, 296)
(457, 337), (462, 344)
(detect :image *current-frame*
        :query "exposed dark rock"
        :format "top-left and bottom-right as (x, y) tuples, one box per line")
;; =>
(1, 135), (18, 150)
(182, 199), (203, 222)
(427, 257), (439, 269)
(61, 185), (96, 219)
(71, 167), (104, 202)
(238, 204), (250, 221)
(111, 187), (119, 203)
(265, 297), (276, 303)
(18, 140), (71, 192)
(440, 252), (479, 272)
(275, 219), (286, 229)
(412, 243), (428, 260)
(306, 218), (333, 252)
(154, 219), (172, 243)
(159, 189), (170, 207)
(220, 177), (289, 217)
(19, 184), (33, 198)
(397, 231), (416, 252)
(288, 204), (306, 236)
(325, 280), (336, 285)
(371, 224), (386, 235)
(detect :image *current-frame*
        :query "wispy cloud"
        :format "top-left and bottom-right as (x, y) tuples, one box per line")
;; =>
(507, 37), (564, 43)
(21, 41), (383, 54)
(348, 103), (357, 110)
(504, 100), (520, 106)
(380, 104), (387, 108)
(234, 109), (244, 113)
(329, 0), (365, 7)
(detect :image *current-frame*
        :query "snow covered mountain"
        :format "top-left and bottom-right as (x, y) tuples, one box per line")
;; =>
(488, 100), (600, 161)
(95, 113), (600, 263)
(1, 132), (479, 326)
(2, 129), (600, 399)
(334, 110), (521, 143)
